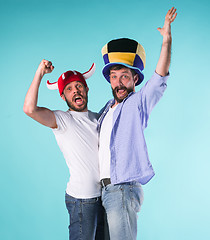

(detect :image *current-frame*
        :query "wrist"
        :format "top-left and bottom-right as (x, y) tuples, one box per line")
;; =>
(163, 34), (172, 44)
(35, 68), (45, 78)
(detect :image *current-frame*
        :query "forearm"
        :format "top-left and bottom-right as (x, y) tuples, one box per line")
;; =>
(156, 7), (177, 76)
(156, 35), (172, 76)
(23, 59), (57, 128)
(23, 70), (44, 115)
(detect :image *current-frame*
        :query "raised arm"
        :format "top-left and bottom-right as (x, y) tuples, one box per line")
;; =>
(23, 59), (57, 128)
(156, 7), (177, 76)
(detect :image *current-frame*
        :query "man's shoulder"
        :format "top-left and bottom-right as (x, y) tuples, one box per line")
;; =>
(87, 110), (100, 120)
(53, 110), (73, 123)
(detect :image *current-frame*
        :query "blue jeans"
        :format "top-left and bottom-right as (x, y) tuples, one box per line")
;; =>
(101, 181), (144, 240)
(65, 193), (109, 240)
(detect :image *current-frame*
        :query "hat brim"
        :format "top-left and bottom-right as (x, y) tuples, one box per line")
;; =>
(102, 62), (144, 86)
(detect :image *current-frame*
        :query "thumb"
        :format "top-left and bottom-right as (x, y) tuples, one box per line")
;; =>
(157, 27), (161, 32)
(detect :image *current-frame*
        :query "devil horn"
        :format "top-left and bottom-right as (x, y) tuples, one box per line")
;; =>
(46, 80), (58, 90)
(83, 63), (96, 79)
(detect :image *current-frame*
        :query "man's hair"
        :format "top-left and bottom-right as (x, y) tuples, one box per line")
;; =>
(109, 64), (137, 77)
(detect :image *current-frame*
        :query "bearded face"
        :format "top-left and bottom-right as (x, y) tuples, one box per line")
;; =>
(61, 81), (88, 112)
(109, 67), (138, 104)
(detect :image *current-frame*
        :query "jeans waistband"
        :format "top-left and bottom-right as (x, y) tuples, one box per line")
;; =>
(100, 179), (141, 188)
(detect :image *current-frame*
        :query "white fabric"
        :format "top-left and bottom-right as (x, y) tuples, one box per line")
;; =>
(99, 106), (117, 180)
(52, 110), (101, 199)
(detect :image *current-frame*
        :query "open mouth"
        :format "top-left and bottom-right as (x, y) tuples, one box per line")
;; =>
(116, 87), (127, 96)
(73, 95), (84, 105)
(117, 89), (126, 94)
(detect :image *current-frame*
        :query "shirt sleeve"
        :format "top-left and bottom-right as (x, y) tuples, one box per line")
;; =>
(137, 71), (169, 128)
(52, 110), (67, 132)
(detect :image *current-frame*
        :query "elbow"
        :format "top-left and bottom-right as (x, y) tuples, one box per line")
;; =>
(23, 105), (31, 116)
(23, 104), (35, 117)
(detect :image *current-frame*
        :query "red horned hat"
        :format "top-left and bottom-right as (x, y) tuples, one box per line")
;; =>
(47, 63), (95, 96)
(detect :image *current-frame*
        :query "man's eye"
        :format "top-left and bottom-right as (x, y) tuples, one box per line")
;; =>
(122, 75), (128, 78)
(110, 75), (116, 79)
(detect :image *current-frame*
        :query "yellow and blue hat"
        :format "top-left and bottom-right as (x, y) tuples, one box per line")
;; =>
(101, 38), (146, 86)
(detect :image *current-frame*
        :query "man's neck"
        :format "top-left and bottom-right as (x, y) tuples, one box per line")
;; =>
(111, 101), (119, 108)
(68, 108), (88, 112)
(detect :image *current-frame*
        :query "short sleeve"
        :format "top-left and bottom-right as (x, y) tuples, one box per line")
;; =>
(52, 110), (67, 132)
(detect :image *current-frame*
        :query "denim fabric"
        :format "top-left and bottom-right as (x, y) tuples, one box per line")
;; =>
(102, 181), (144, 240)
(65, 193), (109, 240)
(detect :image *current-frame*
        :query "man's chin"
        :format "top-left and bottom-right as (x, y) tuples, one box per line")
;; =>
(72, 105), (87, 112)
(67, 102), (87, 112)
(112, 87), (133, 103)
(113, 92), (128, 103)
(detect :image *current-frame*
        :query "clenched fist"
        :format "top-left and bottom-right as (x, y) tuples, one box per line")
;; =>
(37, 59), (54, 76)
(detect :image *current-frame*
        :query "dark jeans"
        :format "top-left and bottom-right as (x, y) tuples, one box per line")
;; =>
(65, 193), (109, 240)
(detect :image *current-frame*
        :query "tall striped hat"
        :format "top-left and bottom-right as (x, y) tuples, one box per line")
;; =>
(101, 38), (146, 86)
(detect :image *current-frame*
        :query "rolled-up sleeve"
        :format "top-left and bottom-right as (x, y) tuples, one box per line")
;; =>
(137, 72), (169, 129)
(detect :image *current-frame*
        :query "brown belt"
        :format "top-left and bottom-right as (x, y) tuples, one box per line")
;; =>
(100, 178), (111, 187)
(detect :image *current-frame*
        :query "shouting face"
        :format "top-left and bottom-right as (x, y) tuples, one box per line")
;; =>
(110, 67), (138, 105)
(61, 81), (88, 112)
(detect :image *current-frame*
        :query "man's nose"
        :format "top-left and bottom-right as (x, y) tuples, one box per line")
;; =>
(72, 86), (78, 94)
(118, 77), (123, 85)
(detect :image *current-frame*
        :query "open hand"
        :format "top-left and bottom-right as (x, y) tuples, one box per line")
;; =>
(157, 7), (177, 39)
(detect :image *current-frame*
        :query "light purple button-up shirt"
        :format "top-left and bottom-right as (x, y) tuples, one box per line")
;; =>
(98, 72), (169, 185)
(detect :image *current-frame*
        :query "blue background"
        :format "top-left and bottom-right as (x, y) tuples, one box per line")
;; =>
(1, 0), (210, 239)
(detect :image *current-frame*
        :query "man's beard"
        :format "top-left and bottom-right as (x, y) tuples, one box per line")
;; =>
(64, 95), (88, 112)
(112, 86), (133, 103)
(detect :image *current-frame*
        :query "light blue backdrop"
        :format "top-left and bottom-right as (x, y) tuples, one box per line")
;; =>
(1, 0), (210, 239)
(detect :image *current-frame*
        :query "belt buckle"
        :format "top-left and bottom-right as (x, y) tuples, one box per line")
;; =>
(101, 178), (111, 187)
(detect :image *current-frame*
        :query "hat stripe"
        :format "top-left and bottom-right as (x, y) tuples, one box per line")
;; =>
(133, 55), (144, 71)
(107, 38), (138, 53)
(136, 43), (146, 68)
(102, 44), (108, 56)
(108, 52), (136, 66)
(103, 54), (109, 65)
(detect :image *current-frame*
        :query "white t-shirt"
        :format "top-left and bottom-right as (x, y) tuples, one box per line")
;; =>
(52, 110), (101, 199)
(99, 106), (117, 180)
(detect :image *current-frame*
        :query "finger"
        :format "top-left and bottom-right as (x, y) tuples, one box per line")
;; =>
(167, 7), (174, 16)
(167, 8), (177, 23)
(171, 7), (177, 17)
(166, 8), (173, 20)
(170, 12), (177, 23)
(169, 7), (175, 14)
(168, 7), (176, 19)
(46, 61), (52, 68)
(42, 59), (49, 67)
(42, 59), (51, 67)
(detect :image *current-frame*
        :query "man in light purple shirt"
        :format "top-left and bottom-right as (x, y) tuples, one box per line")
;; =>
(98, 7), (177, 240)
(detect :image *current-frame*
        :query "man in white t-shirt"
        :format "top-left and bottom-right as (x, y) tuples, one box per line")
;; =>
(23, 59), (108, 240)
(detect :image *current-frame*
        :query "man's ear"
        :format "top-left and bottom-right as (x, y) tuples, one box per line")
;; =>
(86, 87), (89, 93)
(134, 74), (139, 85)
(61, 94), (66, 101)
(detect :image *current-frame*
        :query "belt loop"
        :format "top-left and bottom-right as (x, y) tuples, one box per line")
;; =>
(101, 180), (105, 188)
